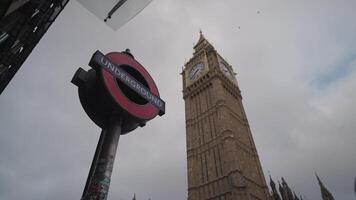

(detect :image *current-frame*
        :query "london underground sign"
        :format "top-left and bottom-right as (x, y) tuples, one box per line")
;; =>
(72, 50), (165, 132)
(89, 50), (165, 116)
(72, 50), (165, 200)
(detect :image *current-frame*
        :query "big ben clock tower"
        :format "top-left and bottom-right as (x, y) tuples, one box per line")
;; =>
(181, 32), (270, 200)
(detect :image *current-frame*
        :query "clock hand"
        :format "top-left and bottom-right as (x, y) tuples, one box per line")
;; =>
(192, 70), (199, 77)
(190, 69), (201, 80)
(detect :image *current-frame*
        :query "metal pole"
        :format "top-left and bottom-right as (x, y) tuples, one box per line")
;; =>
(81, 116), (122, 200)
(81, 129), (106, 197)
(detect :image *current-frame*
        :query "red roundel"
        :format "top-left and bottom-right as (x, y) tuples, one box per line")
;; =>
(101, 52), (160, 120)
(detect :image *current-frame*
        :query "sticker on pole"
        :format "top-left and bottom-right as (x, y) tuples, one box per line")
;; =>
(77, 0), (152, 30)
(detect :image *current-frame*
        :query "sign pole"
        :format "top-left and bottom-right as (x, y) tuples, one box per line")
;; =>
(81, 129), (106, 198)
(81, 117), (122, 200)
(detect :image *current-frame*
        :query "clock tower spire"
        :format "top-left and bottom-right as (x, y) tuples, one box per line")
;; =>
(181, 33), (270, 200)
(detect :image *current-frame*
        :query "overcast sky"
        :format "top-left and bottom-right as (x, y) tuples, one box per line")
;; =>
(1, 0), (356, 200)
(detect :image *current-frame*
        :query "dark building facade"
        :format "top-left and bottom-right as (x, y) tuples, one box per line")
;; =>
(0, 0), (69, 94)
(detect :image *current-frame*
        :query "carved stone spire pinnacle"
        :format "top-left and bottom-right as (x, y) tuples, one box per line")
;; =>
(315, 173), (335, 200)
(269, 175), (281, 200)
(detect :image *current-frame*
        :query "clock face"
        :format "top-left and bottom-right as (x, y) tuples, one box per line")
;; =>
(188, 63), (205, 80)
(220, 62), (233, 79)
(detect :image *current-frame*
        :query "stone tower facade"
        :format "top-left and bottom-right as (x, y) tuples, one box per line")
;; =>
(181, 32), (270, 200)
